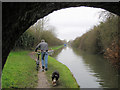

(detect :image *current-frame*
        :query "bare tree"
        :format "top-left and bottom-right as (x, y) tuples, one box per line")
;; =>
(99, 10), (117, 22)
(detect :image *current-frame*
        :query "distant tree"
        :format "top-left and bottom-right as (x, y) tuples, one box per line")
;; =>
(99, 10), (117, 22)
(13, 17), (63, 50)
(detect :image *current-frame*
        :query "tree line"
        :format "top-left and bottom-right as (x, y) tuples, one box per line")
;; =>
(13, 18), (63, 50)
(71, 13), (120, 69)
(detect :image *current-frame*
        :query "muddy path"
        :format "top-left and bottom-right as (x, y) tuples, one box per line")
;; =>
(29, 52), (51, 88)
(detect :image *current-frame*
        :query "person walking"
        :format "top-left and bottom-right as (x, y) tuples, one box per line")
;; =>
(35, 39), (48, 72)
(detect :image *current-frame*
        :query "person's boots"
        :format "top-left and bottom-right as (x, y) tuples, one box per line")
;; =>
(42, 66), (44, 72)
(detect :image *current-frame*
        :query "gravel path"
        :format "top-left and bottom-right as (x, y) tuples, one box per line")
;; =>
(29, 52), (51, 88)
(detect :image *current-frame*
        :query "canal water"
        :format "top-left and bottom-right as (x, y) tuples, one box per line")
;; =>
(52, 46), (118, 88)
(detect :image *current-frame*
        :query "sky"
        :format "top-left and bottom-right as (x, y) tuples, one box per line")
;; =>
(43, 6), (105, 41)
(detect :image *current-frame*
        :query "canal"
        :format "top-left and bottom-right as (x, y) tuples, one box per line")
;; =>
(52, 46), (118, 88)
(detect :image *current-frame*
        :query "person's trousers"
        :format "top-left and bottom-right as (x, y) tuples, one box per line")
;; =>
(41, 52), (48, 69)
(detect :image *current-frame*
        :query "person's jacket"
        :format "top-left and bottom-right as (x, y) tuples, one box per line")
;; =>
(35, 42), (48, 52)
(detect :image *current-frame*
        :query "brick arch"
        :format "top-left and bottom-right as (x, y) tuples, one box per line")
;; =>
(2, 2), (119, 69)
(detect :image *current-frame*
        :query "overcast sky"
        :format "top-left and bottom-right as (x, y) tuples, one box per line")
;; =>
(44, 6), (105, 41)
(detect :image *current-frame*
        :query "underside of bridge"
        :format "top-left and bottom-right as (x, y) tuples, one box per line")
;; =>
(2, 2), (119, 69)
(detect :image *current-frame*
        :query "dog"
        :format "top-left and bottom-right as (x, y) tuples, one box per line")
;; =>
(52, 71), (59, 86)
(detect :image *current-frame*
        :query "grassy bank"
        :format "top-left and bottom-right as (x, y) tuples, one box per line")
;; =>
(2, 45), (79, 88)
(2, 51), (38, 88)
(46, 45), (79, 88)
(46, 56), (79, 88)
(50, 45), (64, 50)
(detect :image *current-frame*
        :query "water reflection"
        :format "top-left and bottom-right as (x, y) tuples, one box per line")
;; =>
(52, 46), (118, 88)
(72, 47), (118, 88)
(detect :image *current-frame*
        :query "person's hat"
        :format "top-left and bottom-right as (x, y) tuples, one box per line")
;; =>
(41, 39), (45, 42)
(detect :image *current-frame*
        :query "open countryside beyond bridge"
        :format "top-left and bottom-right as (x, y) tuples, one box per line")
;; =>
(40, 7), (105, 41)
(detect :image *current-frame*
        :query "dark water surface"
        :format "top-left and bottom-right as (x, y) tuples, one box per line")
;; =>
(52, 46), (118, 88)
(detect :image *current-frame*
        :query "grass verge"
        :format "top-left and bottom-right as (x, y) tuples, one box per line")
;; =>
(46, 45), (79, 88)
(46, 56), (79, 88)
(50, 45), (64, 50)
(2, 51), (38, 88)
